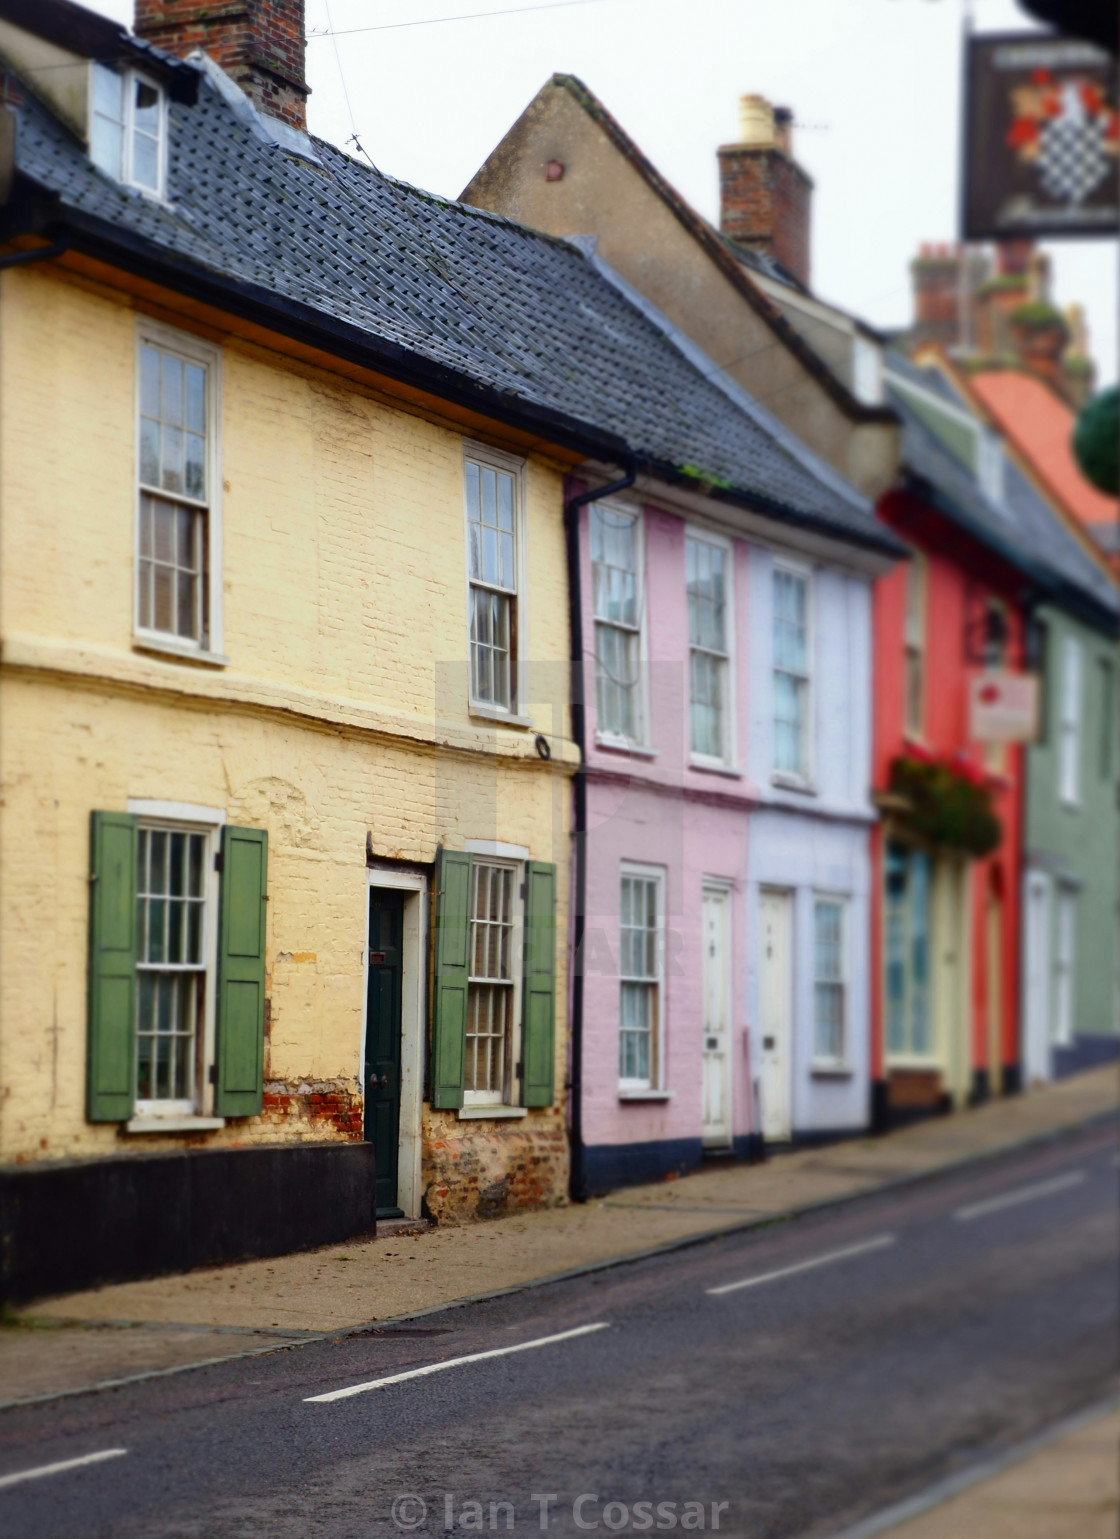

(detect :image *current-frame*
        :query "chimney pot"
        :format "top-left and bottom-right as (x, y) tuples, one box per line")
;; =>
(773, 105), (793, 157)
(738, 93), (774, 146)
(134, 0), (310, 130)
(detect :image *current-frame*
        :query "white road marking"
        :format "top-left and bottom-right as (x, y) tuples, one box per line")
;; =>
(304, 1322), (611, 1403)
(0, 1448), (127, 1491)
(706, 1234), (896, 1297)
(954, 1169), (1086, 1223)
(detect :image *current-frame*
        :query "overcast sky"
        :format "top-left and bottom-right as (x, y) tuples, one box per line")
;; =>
(89, 0), (1117, 383)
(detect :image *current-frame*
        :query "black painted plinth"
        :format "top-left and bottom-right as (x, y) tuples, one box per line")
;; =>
(0, 1141), (376, 1304)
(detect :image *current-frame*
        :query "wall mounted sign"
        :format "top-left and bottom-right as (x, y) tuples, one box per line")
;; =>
(963, 32), (1119, 239)
(969, 670), (1040, 743)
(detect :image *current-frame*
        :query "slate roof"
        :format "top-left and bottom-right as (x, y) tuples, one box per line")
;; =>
(885, 368), (1117, 625)
(6, 52), (901, 556)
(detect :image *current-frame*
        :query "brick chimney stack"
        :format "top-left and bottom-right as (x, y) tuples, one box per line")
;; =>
(717, 94), (812, 287)
(134, 1), (309, 129)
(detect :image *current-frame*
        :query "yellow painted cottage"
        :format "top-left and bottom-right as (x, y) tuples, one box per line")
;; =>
(0, 0), (605, 1295)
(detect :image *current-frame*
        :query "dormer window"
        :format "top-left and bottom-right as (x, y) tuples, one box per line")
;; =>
(977, 427), (1006, 509)
(852, 335), (883, 406)
(90, 64), (166, 198)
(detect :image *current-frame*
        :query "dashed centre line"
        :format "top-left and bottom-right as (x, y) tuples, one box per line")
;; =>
(706, 1234), (896, 1296)
(304, 1322), (611, 1403)
(0, 1449), (127, 1492)
(954, 1170), (1086, 1222)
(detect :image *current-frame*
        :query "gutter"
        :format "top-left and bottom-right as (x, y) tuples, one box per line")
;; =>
(564, 458), (638, 1204)
(0, 235), (69, 268)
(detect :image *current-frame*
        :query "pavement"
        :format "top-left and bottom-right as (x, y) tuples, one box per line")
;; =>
(860, 1399), (1120, 1539)
(1, 1063), (1115, 1410)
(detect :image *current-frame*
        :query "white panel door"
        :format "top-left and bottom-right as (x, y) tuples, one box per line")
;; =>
(701, 885), (732, 1148)
(1022, 873), (1051, 1084)
(758, 889), (793, 1141)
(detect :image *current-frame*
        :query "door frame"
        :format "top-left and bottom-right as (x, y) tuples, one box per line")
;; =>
(701, 878), (734, 1149)
(364, 865), (428, 1219)
(758, 885), (794, 1142)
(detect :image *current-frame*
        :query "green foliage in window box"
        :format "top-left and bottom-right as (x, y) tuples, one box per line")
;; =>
(887, 754), (1002, 857)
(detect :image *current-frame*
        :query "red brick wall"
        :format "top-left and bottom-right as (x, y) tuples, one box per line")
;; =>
(717, 144), (812, 287)
(134, 1), (309, 129)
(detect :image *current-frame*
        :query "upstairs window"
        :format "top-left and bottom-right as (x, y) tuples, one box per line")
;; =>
(904, 550), (927, 740)
(687, 534), (731, 763)
(1059, 634), (1083, 806)
(465, 447), (523, 714)
(591, 505), (642, 742)
(773, 564), (811, 780)
(91, 64), (166, 198)
(136, 326), (220, 653)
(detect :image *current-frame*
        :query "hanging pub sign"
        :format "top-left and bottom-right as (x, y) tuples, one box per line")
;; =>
(962, 31), (1119, 240)
(969, 671), (1040, 743)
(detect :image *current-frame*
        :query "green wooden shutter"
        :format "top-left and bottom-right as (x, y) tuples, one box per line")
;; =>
(431, 848), (472, 1109)
(521, 860), (557, 1107)
(215, 825), (268, 1117)
(87, 811), (139, 1122)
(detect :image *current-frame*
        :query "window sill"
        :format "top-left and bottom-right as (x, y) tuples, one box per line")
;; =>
(810, 1061), (854, 1079)
(689, 757), (742, 779)
(618, 1089), (672, 1102)
(596, 735), (658, 759)
(885, 1054), (940, 1071)
(125, 1115), (226, 1134)
(771, 772), (817, 796)
(133, 635), (230, 668)
(456, 1105), (530, 1120)
(468, 704), (534, 729)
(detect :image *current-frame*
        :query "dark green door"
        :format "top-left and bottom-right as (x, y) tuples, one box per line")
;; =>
(365, 888), (404, 1217)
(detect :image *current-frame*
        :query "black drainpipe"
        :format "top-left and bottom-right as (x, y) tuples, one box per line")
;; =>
(565, 458), (638, 1203)
(0, 237), (70, 269)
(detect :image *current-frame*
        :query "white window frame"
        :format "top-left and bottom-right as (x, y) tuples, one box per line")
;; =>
(811, 894), (848, 1068)
(904, 548), (927, 743)
(618, 862), (666, 1094)
(1053, 886), (1077, 1048)
(462, 440), (528, 722)
(1059, 634), (1083, 808)
(127, 803), (222, 1120)
(591, 501), (649, 749)
(464, 856), (524, 1109)
(686, 527), (736, 769)
(771, 558), (814, 787)
(90, 63), (169, 201)
(133, 318), (224, 662)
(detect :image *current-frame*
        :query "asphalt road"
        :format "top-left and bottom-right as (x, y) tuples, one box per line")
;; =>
(1, 1119), (1116, 1539)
